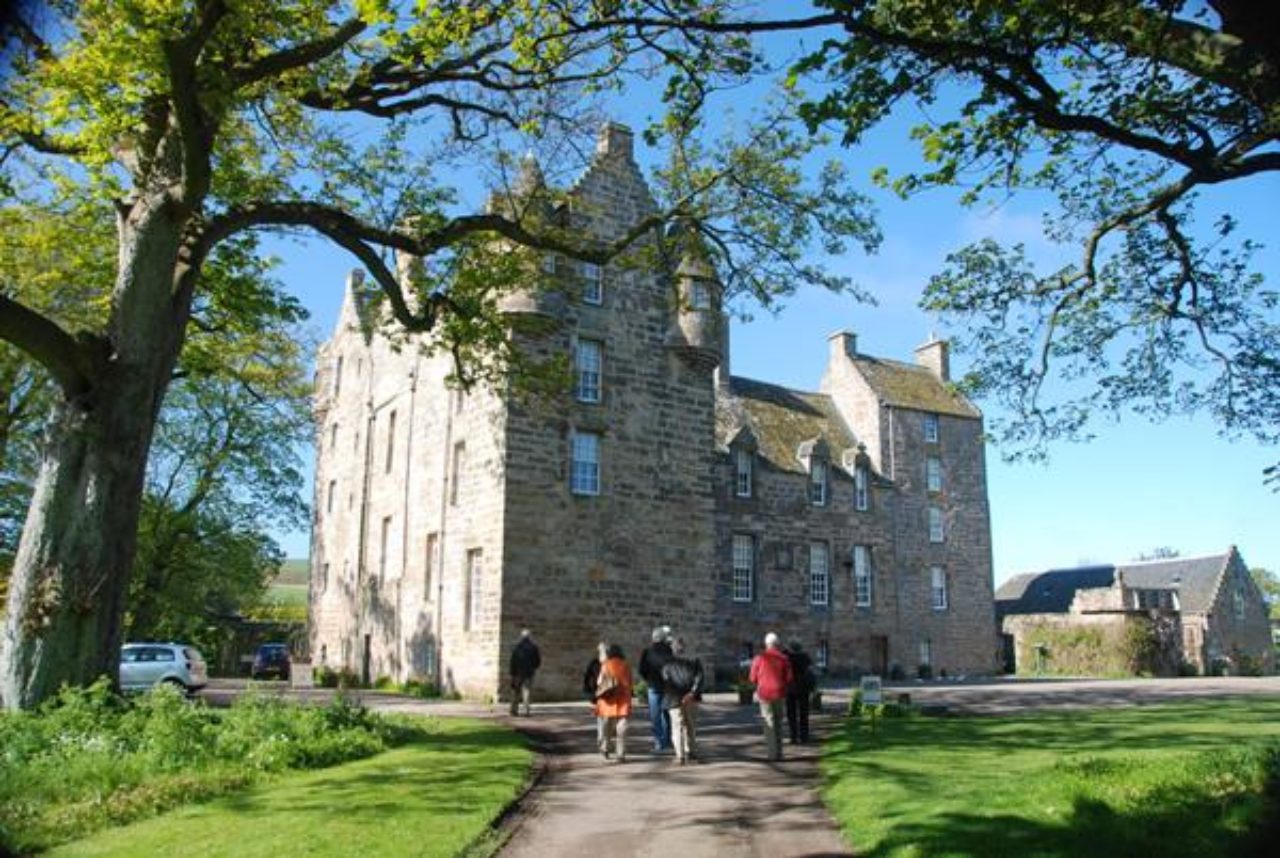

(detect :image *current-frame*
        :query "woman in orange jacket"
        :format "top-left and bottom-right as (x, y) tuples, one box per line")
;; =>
(595, 643), (633, 762)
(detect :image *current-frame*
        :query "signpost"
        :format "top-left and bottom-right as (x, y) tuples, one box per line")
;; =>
(860, 675), (883, 733)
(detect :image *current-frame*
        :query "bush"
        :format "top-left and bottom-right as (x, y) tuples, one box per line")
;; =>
(402, 679), (442, 699)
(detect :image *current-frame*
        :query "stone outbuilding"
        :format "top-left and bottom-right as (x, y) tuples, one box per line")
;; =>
(996, 547), (1274, 676)
(307, 123), (999, 700)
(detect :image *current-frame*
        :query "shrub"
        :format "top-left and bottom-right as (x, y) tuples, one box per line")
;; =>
(402, 679), (442, 699)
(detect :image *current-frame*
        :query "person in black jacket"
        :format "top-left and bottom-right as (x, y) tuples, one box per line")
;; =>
(638, 626), (673, 751)
(508, 629), (541, 716)
(785, 639), (815, 744)
(660, 637), (704, 764)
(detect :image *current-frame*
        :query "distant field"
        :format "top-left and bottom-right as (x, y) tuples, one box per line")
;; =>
(249, 559), (309, 621)
(274, 558), (310, 586)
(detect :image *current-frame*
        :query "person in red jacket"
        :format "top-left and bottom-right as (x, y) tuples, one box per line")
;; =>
(748, 631), (794, 761)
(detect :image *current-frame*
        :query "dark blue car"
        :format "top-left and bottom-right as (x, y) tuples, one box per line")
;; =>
(251, 643), (291, 681)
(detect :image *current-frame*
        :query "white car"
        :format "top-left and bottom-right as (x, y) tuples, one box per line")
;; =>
(119, 642), (209, 694)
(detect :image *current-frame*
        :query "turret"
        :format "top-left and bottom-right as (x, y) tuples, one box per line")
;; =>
(664, 235), (722, 372)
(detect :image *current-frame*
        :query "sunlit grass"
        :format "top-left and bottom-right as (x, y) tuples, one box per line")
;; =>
(823, 697), (1280, 857)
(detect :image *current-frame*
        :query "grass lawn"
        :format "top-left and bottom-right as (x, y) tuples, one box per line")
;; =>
(823, 697), (1280, 858)
(47, 718), (532, 858)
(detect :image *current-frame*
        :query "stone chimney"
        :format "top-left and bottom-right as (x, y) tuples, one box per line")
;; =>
(915, 335), (950, 381)
(828, 330), (857, 367)
(596, 122), (634, 159)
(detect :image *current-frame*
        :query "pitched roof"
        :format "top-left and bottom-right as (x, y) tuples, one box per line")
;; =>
(716, 377), (859, 475)
(995, 552), (1234, 617)
(849, 355), (980, 418)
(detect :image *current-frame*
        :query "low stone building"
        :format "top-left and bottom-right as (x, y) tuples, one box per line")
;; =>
(307, 123), (999, 700)
(996, 547), (1274, 676)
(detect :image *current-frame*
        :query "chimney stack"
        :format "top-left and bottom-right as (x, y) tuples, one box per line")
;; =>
(828, 330), (857, 366)
(915, 336), (950, 381)
(596, 122), (634, 159)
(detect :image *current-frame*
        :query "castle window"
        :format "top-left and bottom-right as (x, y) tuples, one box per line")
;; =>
(931, 566), (949, 611)
(734, 448), (753, 498)
(923, 413), (939, 444)
(541, 253), (557, 274)
(575, 339), (602, 403)
(330, 423), (338, 449)
(385, 410), (397, 473)
(809, 459), (828, 506)
(854, 463), (869, 511)
(732, 534), (754, 602)
(424, 533), (438, 602)
(809, 542), (830, 606)
(816, 639), (829, 670)
(326, 479), (336, 514)
(1233, 587), (1245, 620)
(581, 262), (603, 304)
(379, 515), (393, 581)
(928, 505), (944, 543)
(570, 431), (600, 495)
(691, 280), (712, 310)
(853, 545), (872, 607)
(321, 562), (329, 592)
(926, 456), (942, 493)
(451, 442), (465, 505)
(465, 548), (483, 631)
(919, 638), (933, 668)
(333, 354), (343, 397)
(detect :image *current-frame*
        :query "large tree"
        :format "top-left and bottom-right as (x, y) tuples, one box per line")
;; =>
(784, 0), (1279, 465)
(0, 1), (872, 709)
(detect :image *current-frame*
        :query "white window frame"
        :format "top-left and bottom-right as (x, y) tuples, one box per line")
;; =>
(732, 534), (754, 602)
(923, 413), (939, 443)
(919, 638), (933, 667)
(853, 545), (872, 607)
(581, 262), (603, 304)
(809, 542), (830, 606)
(816, 639), (829, 670)
(734, 448), (753, 498)
(926, 456), (942, 493)
(465, 548), (483, 631)
(809, 459), (828, 506)
(575, 339), (602, 403)
(928, 505), (944, 543)
(854, 464), (869, 511)
(570, 431), (601, 495)
(691, 280), (712, 309)
(931, 565), (948, 611)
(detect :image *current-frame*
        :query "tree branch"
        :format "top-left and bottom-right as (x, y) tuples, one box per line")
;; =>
(231, 17), (366, 89)
(0, 293), (102, 400)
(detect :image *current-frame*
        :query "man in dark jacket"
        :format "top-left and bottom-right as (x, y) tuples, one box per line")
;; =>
(509, 629), (541, 716)
(785, 640), (815, 744)
(660, 637), (704, 764)
(638, 626), (673, 751)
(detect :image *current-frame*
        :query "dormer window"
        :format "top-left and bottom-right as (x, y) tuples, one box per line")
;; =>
(581, 262), (603, 304)
(734, 447), (753, 497)
(923, 413), (939, 443)
(809, 459), (828, 506)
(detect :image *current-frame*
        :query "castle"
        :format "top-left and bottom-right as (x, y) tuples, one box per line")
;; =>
(308, 124), (998, 699)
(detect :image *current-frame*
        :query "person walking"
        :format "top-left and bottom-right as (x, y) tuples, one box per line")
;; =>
(749, 631), (793, 761)
(508, 629), (541, 716)
(785, 639), (815, 745)
(660, 637), (704, 765)
(583, 642), (608, 752)
(638, 627), (673, 752)
(595, 643), (633, 762)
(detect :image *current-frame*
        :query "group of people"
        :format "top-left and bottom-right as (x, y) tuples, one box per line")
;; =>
(583, 626), (705, 765)
(509, 627), (816, 764)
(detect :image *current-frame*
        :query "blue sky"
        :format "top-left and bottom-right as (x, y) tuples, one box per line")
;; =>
(266, 45), (1279, 587)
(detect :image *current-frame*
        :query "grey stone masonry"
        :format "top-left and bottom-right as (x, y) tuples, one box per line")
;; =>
(308, 124), (999, 702)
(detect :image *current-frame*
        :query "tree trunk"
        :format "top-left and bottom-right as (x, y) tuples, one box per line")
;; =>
(0, 194), (189, 710)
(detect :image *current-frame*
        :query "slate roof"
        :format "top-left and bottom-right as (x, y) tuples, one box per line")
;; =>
(850, 355), (980, 418)
(995, 551), (1234, 619)
(715, 377), (860, 476)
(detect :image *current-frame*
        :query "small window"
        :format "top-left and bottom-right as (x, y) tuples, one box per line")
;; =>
(326, 479), (336, 514)
(809, 459), (828, 506)
(928, 506), (944, 543)
(333, 354), (344, 397)
(1233, 588), (1245, 620)
(732, 534), (754, 602)
(451, 442), (465, 505)
(853, 545), (872, 607)
(691, 280), (712, 309)
(931, 566), (948, 611)
(329, 423), (338, 449)
(926, 456), (941, 493)
(379, 515), (393, 581)
(581, 262), (603, 304)
(571, 431), (600, 495)
(919, 638), (933, 668)
(385, 410), (397, 473)
(923, 413), (939, 444)
(809, 542), (830, 606)
(854, 463), (869, 511)
(816, 639), (829, 670)
(424, 533), (438, 602)
(321, 562), (330, 592)
(541, 253), (557, 274)
(465, 548), (483, 631)
(734, 448), (753, 498)
(575, 339), (602, 403)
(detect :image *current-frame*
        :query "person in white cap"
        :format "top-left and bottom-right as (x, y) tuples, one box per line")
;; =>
(748, 631), (793, 761)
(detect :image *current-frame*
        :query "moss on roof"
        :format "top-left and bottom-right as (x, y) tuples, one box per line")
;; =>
(716, 377), (859, 475)
(851, 356), (980, 418)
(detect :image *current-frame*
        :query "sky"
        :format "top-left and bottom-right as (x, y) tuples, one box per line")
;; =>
(264, 33), (1279, 588)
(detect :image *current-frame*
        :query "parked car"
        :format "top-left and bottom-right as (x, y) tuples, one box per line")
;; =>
(251, 643), (291, 681)
(119, 642), (208, 694)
